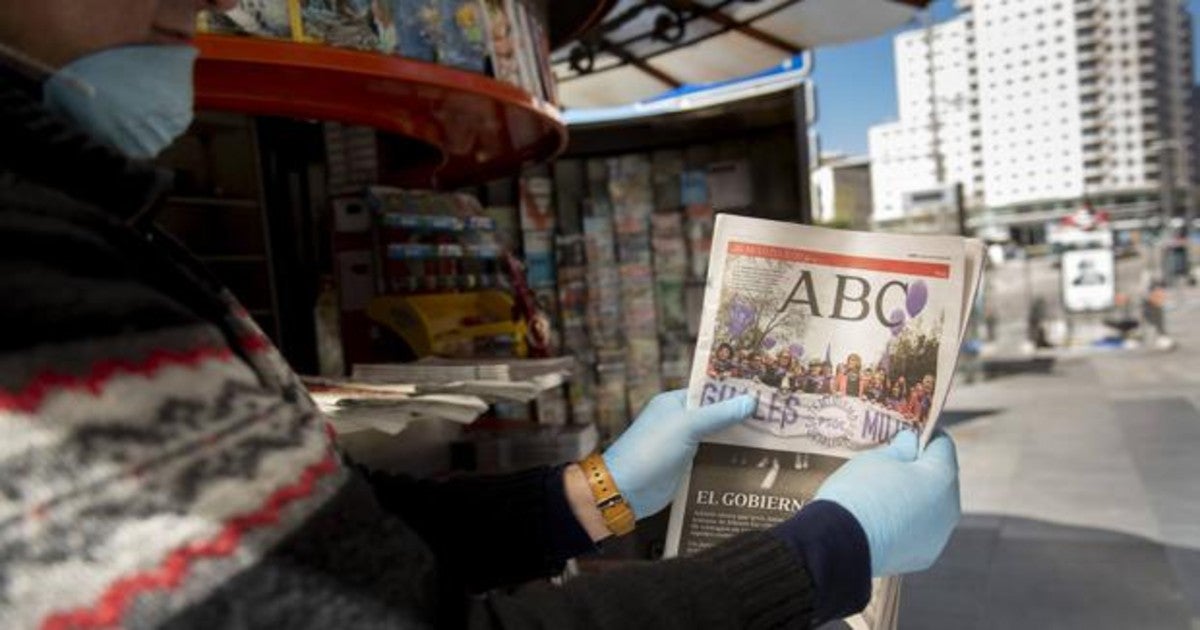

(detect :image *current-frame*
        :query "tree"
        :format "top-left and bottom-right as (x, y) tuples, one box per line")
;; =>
(883, 313), (944, 385)
(714, 258), (810, 350)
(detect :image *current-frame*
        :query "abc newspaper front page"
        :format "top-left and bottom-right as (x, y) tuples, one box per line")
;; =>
(665, 216), (983, 629)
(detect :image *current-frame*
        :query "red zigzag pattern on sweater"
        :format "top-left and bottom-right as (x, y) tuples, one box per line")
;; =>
(39, 454), (339, 630)
(0, 334), (274, 415)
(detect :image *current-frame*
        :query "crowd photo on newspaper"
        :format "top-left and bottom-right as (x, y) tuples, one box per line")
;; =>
(706, 343), (937, 427)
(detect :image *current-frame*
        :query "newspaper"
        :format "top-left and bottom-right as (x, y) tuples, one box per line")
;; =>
(351, 357), (573, 402)
(303, 377), (489, 436)
(664, 215), (984, 629)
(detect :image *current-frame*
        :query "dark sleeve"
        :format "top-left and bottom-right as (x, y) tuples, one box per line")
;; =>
(467, 501), (871, 630)
(773, 500), (873, 622)
(355, 462), (596, 592)
(472, 532), (812, 630)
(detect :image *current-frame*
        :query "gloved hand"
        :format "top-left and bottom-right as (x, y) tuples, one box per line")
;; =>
(814, 429), (960, 576)
(604, 390), (756, 519)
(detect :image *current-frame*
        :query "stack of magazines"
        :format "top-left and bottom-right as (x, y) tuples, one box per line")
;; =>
(352, 356), (573, 403)
(663, 215), (984, 629)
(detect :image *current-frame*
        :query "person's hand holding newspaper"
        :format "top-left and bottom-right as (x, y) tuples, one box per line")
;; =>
(604, 390), (757, 519)
(815, 430), (960, 576)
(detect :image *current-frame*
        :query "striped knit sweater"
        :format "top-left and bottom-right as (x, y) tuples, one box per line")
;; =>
(0, 65), (866, 629)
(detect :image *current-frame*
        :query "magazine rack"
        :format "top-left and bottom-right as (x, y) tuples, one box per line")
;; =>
(194, 35), (567, 188)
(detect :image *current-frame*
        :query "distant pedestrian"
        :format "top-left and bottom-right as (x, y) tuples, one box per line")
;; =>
(1142, 282), (1175, 349)
(1028, 297), (1052, 348)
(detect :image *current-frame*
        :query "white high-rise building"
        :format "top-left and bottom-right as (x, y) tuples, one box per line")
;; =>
(869, 0), (1197, 236)
(869, 13), (982, 224)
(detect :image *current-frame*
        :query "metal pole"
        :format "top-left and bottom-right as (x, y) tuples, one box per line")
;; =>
(923, 9), (947, 234)
(1186, 185), (1196, 242)
(1159, 142), (1175, 234)
(955, 182), (967, 236)
(794, 81), (813, 225)
(1186, 185), (1196, 282)
(1158, 142), (1176, 283)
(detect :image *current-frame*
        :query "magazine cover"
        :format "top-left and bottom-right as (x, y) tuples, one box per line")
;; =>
(202, 0), (293, 38)
(374, 0), (400, 52)
(664, 214), (984, 629)
(299, 0), (384, 51)
(595, 353), (629, 442)
(394, 0), (439, 60)
(522, 4), (557, 103)
(681, 169), (714, 280)
(652, 150), (684, 210)
(685, 202), (715, 280)
(652, 212), (689, 335)
(521, 230), (555, 289)
(503, 0), (541, 99)
(480, 0), (522, 86)
(519, 176), (555, 232)
(437, 0), (487, 72)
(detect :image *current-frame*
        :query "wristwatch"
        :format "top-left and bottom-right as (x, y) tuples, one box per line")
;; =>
(578, 453), (637, 536)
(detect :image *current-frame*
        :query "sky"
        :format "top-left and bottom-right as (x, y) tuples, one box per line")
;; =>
(811, 0), (1200, 157)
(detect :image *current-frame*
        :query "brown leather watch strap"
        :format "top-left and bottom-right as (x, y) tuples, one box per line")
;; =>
(579, 453), (636, 536)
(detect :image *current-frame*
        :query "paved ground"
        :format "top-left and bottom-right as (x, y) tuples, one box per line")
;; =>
(900, 283), (1200, 628)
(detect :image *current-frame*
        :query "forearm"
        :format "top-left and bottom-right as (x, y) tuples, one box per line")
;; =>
(467, 501), (872, 630)
(469, 531), (816, 630)
(355, 461), (596, 591)
(562, 463), (612, 542)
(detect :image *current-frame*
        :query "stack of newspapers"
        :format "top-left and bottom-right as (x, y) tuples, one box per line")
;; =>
(303, 378), (488, 435)
(306, 357), (574, 436)
(353, 356), (573, 402)
(664, 215), (983, 630)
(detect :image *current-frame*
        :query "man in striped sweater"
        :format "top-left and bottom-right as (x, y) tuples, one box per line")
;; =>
(0, 1), (961, 628)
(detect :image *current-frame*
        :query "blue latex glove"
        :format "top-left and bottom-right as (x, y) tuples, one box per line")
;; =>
(814, 429), (960, 576)
(604, 390), (756, 519)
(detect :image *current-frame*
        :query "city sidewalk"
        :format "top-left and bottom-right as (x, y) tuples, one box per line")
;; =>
(901, 284), (1200, 628)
